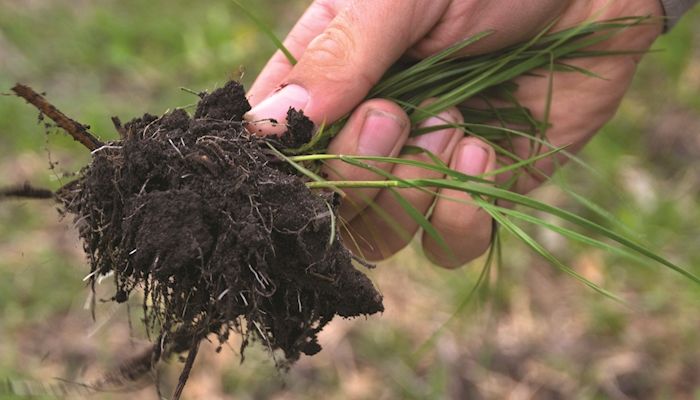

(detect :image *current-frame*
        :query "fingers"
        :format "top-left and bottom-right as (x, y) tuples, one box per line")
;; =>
(422, 138), (496, 268)
(247, 0), (342, 106)
(245, 0), (450, 134)
(321, 99), (410, 221)
(343, 108), (463, 261)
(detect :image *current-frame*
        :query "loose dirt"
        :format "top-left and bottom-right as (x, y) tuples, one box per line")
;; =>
(18, 81), (385, 396)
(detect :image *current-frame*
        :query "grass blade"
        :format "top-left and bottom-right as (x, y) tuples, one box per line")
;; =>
(232, 0), (297, 65)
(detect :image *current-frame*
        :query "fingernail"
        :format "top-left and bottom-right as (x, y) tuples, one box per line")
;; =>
(411, 112), (458, 154)
(357, 109), (407, 156)
(246, 84), (309, 124)
(456, 142), (490, 175)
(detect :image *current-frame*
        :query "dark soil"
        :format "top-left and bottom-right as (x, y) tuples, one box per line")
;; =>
(51, 81), (383, 392)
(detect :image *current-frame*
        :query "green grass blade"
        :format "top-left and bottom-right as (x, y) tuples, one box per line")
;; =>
(479, 200), (625, 303)
(232, 0), (297, 65)
(308, 176), (700, 286)
(494, 206), (649, 265)
(388, 188), (453, 261)
(412, 245), (494, 362)
(265, 143), (326, 183)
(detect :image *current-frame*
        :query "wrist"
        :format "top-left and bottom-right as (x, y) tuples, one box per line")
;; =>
(660, 0), (698, 29)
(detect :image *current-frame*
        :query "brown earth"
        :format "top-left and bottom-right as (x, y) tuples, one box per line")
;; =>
(45, 81), (383, 396)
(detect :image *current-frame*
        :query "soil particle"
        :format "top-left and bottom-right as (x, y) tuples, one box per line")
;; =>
(55, 81), (383, 371)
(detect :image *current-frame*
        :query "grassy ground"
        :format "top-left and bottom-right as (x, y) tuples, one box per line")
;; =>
(1, 1), (700, 399)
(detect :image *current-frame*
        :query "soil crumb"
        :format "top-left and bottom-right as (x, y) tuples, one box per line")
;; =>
(55, 81), (383, 373)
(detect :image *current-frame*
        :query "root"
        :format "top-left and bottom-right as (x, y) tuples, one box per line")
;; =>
(172, 340), (200, 400)
(0, 182), (54, 200)
(11, 84), (104, 151)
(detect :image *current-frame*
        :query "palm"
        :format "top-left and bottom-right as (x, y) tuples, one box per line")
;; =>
(500, 1), (662, 193)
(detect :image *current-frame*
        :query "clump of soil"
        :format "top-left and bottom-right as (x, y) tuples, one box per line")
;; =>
(41, 81), (383, 392)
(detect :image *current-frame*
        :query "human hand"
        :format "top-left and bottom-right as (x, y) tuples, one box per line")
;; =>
(245, 0), (663, 268)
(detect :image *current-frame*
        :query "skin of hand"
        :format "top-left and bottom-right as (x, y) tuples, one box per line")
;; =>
(244, 0), (663, 268)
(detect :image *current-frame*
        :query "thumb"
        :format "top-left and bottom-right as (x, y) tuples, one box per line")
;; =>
(245, 0), (450, 134)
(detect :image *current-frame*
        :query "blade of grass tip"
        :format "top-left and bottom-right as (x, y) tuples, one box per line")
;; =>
(410, 19), (562, 123)
(317, 173), (695, 285)
(494, 205), (651, 266)
(553, 62), (610, 80)
(412, 238), (497, 364)
(532, 51), (555, 159)
(370, 31), (494, 97)
(559, 185), (641, 240)
(402, 17), (648, 124)
(308, 175), (698, 283)
(456, 121), (594, 173)
(490, 222), (503, 298)
(394, 109), (529, 172)
(419, 18), (630, 121)
(475, 94), (513, 132)
(395, 99), (528, 148)
(420, 149), (449, 170)
(399, 144), (428, 156)
(564, 49), (652, 59)
(478, 199), (626, 303)
(484, 145), (568, 178)
(541, 129), (639, 229)
(459, 105), (536, 127)
(231, 0), (297, 65)
(454, 181), (700, 285)
(546, 145), (639, 238)
(490, 84), (542, 138)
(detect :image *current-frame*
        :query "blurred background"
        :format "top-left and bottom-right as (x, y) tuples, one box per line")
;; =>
(1, 1), (699, 399)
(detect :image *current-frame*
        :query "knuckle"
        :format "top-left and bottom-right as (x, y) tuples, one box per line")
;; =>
(301, 18), (376, 89)
(306, 22), (355, 70)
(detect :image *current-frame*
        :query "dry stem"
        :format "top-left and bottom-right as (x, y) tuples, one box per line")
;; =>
(12, 84), (104, 151)
(172, 340), (200, 400)
(0, 183), (54, 200)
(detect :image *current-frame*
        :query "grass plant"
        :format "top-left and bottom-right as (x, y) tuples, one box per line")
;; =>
(239, 5), (697, 303)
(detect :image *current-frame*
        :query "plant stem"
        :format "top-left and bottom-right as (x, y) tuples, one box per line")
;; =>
(11, 84), (104, 151)
(172, 340), (200, 400)
(308, 180), (406, 189)
(0, 183), (54, 200)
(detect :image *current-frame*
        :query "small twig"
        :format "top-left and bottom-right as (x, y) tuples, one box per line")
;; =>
(0, 182), (54, 200)
(180, 87), (205, 98)
(11, 84), (104, 151)
(111, 116), (127, 139)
